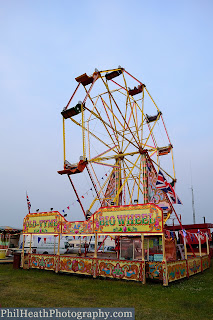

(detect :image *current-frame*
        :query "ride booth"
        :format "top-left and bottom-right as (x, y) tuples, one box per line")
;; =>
(21, 203), (210, 286)
(0, 227), (22, 259)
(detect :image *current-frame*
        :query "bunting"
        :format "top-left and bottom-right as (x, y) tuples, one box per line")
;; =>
(60, 169), (111, 215)
(101, 167), (119, 207)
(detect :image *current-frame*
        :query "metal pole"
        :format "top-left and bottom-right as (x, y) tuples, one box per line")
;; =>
(191, 186), (196, 224)
(79, 237), (82, 256)
(184, 236), (188, 260)
(57, 235), (61, 255)
(141, 234), (146, 284)
(54, 236), (56, 255)
(147, 238), (149, 261)
(198, 234), (202, 257)
(67, 175), (86, 218)
(206, 233), (209, 255)
(162, 234), (168, 286)
(94, 233), (98, 258)
(29, 234), (32, 253)
(55, 235), (61, 273)
(162, 235), (166, 261)
(21, 235), (25, 268)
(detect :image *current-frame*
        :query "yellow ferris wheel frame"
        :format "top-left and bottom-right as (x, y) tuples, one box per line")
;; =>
(59, 67), (176, 221)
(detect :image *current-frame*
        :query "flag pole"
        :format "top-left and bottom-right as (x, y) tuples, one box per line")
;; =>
(26, 191), (31, 214)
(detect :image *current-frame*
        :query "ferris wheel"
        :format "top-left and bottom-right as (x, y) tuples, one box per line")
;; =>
(58, 67), (176, 223)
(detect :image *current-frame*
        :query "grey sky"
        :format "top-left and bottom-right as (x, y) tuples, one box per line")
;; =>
(0, 0), (213, 228)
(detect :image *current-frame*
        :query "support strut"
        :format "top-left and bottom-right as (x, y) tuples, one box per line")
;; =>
(86, 164), (102, 206)
(67, 175), (86, 219)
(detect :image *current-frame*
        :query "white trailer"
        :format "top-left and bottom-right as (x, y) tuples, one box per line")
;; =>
(19, 234), (70, 254)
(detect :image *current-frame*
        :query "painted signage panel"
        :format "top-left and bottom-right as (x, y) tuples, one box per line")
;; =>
(93, 204), (163, 234)
(23, 204), (163, 235)
(23, 212), (63, 234)
(62, 220), (92, 234)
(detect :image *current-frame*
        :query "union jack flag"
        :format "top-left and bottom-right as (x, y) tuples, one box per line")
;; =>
(156, 170), (169, 192)
(26, 192), (31, 213)
(156, 170), (182, 204)
(168, 187), (182, 204)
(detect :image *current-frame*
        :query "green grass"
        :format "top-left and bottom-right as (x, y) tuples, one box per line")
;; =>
(0, 263), (213, 320)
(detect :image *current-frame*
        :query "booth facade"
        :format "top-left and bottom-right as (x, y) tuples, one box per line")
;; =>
(21, 203), (210, 286)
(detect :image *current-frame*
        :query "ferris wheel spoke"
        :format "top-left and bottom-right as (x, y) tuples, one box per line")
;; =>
(151, 157), (175, 181)
(122, 120), (156, 155)
(124, 156), (141, 172)
(87, 95), (99, 121)
(121, 95), (131, 151)
(70, 117), (116, 158)
(86, 163), (113, 210)
(141, 90), (145, 143)
(122, 72), (141, 144)
(122, 72), (139, 147)
(100, 96), (121, 149)
(84, 105), (139, 150)
(129, 179), (136, 205)
(147, 121), (158, 149)
(137, 157), (143, 201)
(149, 150), (158, 158)
(121, 102), (134, 151)
(91, 150), (139, 163)
(102, 79), (120, 148)
(112, 154), (141, 204)
(116, 89), (143, 114)
(100, 95), (127, 131)
(90, 145), (118, 161)
(100, 76), (140, 148)
(122, 165), (131, 205)
(83, 87), (119, 152)
(123, 159), (144, 197)
(94, 100), (119, 150)
(142, 112), (161, 150)
(90, 161), (119, 168)
(129, 100), (140, 142)
(89, 167), (113, 211)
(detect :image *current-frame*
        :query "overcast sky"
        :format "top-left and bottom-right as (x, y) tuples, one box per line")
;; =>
(0, 0), (213, 228)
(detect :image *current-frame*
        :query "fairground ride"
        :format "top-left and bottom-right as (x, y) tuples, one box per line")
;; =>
(58, 67), (176, 224)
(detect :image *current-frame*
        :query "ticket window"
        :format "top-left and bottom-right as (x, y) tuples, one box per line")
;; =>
(120, 238), (133, 260)
(133, 239), (142, 260)
(120, 237), (142, 261)
(144, 237), (163, 261)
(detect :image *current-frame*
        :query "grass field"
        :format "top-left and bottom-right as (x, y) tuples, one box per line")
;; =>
(0, 263), (213, 320)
